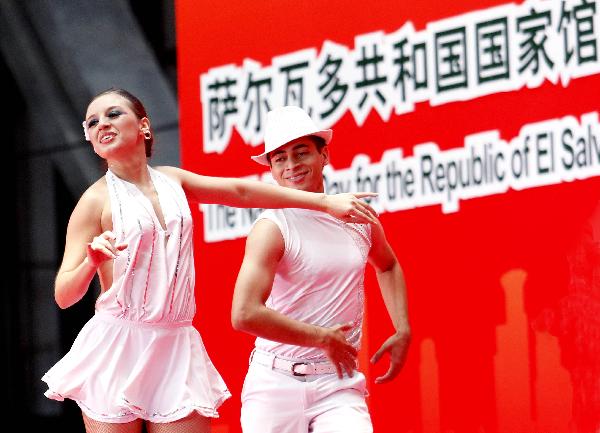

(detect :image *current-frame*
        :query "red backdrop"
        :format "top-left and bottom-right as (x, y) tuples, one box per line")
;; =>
(176, 1), (600, 432)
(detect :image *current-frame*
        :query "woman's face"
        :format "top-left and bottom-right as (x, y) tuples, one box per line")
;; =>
(84, 93), (146, 159)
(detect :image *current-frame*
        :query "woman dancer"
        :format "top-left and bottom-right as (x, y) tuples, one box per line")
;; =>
(42, 88), (377, 433)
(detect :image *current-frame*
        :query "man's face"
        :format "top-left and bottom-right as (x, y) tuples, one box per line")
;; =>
(268, 136), (329, 193)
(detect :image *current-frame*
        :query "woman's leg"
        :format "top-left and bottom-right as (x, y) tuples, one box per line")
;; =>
(146, 412), (211, 433)
(82, 413), (143, 433)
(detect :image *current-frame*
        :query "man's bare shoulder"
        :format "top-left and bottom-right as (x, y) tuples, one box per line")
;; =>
(246, 218), (284, 259)
(249, 217), (282, 238)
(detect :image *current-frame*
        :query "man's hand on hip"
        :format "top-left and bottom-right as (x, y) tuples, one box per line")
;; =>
(318, 323), (358, 379)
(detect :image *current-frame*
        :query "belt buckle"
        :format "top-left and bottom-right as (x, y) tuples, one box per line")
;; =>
(291, 362), (308, 376)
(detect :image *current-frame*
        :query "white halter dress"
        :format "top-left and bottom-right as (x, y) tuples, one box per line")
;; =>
(42, 166), (230, 423)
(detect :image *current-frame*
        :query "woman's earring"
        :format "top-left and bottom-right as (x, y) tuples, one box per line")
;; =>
(143, 129), (152, 140)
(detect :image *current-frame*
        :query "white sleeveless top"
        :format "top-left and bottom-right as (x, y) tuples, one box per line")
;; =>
(97, 166), (195, 323)
(254, 208), (372, 361)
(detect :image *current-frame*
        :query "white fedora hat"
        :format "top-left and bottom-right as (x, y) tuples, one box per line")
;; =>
(251, 106), (332, 166)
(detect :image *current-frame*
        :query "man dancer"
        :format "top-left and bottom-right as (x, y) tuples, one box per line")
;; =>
(232, 106), (411, 433)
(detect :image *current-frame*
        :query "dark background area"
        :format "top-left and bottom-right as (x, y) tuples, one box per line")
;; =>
(1, 2), (179, 431)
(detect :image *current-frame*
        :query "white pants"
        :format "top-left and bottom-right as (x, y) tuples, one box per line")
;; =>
(241, 360), (372, 433)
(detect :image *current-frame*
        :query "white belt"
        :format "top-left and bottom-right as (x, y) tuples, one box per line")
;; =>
(250, 349), (338, 376)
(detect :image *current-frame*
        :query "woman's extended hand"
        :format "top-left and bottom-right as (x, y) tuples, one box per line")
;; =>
(323, 192), (379, 224)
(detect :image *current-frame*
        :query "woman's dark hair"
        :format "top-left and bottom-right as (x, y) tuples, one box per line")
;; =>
(89, 88), (155, 157)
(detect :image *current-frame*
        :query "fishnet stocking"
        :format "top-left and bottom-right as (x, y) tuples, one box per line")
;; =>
(82, 411), (210, 433)
(146, 412), (211, 433)
(82, 413), (143, 433)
